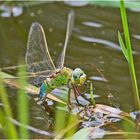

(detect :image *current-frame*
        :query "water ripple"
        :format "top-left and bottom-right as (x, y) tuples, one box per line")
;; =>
(0, 4), (23, 18)
(79, 35), (122, 51)
(132, 34), (140, 40)
(79, 35), (138, 54)
(89, 76), (108, 82)
(64, 0), (88, 7)
(82, 21), (103, 28)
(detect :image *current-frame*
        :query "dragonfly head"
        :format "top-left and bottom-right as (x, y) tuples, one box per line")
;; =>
(71, 68), (86, 86)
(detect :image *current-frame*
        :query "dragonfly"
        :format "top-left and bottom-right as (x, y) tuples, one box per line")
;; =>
(25, 10), (87, 107)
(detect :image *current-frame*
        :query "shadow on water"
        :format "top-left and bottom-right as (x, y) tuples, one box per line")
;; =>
(0, 1), (140, 139)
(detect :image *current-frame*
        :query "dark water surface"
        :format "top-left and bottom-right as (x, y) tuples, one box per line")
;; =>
(0, 1), (140, 139)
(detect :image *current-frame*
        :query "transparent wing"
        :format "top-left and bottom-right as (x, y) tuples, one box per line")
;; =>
(25, 22), (56, 85)
(57, 10), (75, 69)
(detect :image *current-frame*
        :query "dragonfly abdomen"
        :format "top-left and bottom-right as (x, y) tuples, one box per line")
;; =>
(39, 81), (48, 101)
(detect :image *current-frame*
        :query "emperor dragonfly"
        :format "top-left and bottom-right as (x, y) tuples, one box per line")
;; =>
(25, 11), (86, 107)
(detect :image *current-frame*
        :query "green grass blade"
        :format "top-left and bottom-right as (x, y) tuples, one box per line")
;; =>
(0, 110), (8, 137)
(18, 65), (29, 139)
(54, 104), (66, 133)
(90, 82), (96, 107)
(0, 75), (18, 139)
(54, 115), (81, 139)
(120, 0), (131, 56)
(118, 31), (129, 61)
(119, 0), (140, 109)
(65, 115), (78, 138)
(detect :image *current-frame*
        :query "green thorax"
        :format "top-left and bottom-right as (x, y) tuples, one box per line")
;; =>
(45, 67), (72, 92)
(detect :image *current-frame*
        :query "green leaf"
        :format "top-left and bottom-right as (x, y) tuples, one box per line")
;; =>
(118, 31), (129, 62)
(72, 127), (106, 139)
(0, 75), (18, 139)
(18, 65), (29, 139)
(119, 0), (140, 109)
(90, 82), (96, 107)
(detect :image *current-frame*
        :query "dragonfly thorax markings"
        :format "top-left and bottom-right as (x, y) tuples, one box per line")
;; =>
(39, 67), (72, 100)
(47, 67), (72, 80)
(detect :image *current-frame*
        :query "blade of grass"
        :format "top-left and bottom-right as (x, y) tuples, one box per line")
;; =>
(0, 75), (18, 139)
(54, 116), (81, 139)
(0, 110), (9, 138)
(54, 104), (66, 133)
(119, 0), (140, 109)
(18, 65), (29, 139)
(90, 82), (96, 107)
(65, 115), (78, 138)
(118, 31), (128, 61)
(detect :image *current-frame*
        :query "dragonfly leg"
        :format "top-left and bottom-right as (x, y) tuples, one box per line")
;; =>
(68, 88), (73, 109)
(74, 82), (94, 106)
(73, 86), (80, 105)
(80, 82), (92, 101)
(73, 86), (90, 106)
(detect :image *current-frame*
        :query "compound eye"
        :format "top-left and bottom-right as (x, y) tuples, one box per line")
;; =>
(73, 75), (78, 80)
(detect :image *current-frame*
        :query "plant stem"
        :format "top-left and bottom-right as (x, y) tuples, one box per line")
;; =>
(90, 82), (96, 107)
(120, 0), (140, 109)
(18, 65), (29, 139)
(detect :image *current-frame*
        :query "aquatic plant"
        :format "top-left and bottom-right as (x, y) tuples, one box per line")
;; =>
(118, 0), (140, 109)
(54, 104), (79, 139)
(0, 65), (29, 139)
(0, 76), (18, 139)
(17, 65), (29, 139)
(90, 82), (96, 107)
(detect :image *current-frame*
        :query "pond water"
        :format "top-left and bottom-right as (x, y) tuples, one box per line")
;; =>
(0, 1), (140, 139)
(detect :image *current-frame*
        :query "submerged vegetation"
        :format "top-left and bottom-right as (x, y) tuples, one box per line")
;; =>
(0, 0), (140, 139)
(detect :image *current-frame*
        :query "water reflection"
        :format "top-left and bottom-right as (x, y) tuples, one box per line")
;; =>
(0, 4), (23, 17)
(82, 21), (103, 28)
(78, 35), (122, 51)
(89, 76), (108, 82)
